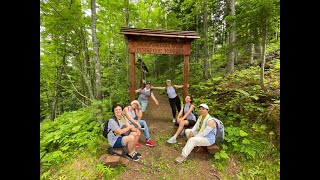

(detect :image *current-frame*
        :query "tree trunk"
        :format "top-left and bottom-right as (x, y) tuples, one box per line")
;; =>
(202, 0), (209, 80)
(91, 0), (102, 100)
(211, 14), (216, 76)
(249, 43), (254, 64)
(51, 51), (66, 120)
(124, 0), (129, 88)
(145, 0), (154, 27)
(226, 0), (235, 74)
(195, 13), (199, 64)
(260, 25), (267, 90)
(81, 27), (95, 101)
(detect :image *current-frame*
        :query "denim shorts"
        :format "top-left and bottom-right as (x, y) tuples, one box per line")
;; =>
(113, 137), (125, 148)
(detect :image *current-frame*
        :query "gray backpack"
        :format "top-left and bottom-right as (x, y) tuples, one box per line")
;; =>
(209, 116), (225, 143)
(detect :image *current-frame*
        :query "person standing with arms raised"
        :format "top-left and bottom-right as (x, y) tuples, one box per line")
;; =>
(152, 80), (187, 123)
(135, 81), (159, 113)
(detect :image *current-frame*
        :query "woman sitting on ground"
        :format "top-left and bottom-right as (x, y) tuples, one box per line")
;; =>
(167, 95), (197, 144)
(106, 103), (142, 161)
(123, 100), (155, 147)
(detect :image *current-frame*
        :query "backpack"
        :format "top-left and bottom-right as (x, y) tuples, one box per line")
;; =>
(102, 116), (118, 138)
(102, 115), (137, 138)
(183, 103), (198, 120)
(210, 116), (225, 143)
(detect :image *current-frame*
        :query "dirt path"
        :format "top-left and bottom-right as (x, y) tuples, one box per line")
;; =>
(119, 91), (221, 180)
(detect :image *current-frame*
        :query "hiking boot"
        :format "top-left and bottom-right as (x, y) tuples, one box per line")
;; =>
(127, 152), (140, 161)
(167, 137), (177, 144)
(175, 154), (187, 164)
(146, 139), (155, 147)
(136, 141), (141, 147)
(135, 152), (142, 158)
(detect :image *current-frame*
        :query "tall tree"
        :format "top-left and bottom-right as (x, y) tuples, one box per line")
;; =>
(202, 0), (209, 80)
(90, 0), (102, 100)
(226, 0), (236, 74)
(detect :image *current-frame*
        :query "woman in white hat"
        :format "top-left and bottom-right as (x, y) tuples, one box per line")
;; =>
(123, 100), (155, 147)
(174, 103), (217, 163)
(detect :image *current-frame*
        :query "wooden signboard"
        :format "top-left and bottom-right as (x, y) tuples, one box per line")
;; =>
(120, 27), (199, 101)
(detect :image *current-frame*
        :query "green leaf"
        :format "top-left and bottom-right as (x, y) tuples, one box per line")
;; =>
(260, 124), (267, 130)
(239, 130), (248, 137)
(235, 89), (250, 96)
(250, 95), (259, 100)
(269, 131), (275, 135)
(72, 125), (81, 132)
(242, 138), (250, 144)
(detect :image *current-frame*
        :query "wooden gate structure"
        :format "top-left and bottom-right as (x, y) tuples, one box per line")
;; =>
(120, 27), (200, 101)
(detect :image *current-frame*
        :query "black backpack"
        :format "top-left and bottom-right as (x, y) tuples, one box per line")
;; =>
(102, 115), (118, 138)
(183, 103), (198, 120)
(102, 115), (137, 138)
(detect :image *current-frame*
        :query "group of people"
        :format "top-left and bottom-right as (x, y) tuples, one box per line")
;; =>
(104, 79), (219, 163)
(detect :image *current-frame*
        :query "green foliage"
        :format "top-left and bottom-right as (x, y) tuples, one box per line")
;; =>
(95, 163), (124, 179)
(40, 106), (102, 170)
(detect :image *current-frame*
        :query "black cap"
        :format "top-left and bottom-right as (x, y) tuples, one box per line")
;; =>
(146, 81), (151, 84)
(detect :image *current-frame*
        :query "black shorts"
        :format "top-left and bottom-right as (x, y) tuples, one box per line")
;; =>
(174, 119), (196, 127)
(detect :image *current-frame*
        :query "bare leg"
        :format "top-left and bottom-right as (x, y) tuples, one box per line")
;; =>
(122, 135), (135, 154)
(174, 120), (189, 137)
(130, 131), (140, 151)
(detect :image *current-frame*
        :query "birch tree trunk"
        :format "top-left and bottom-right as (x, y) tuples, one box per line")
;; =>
(226, 0), (235, 74)
(80, 27), (95, 101)
(124, 0), (129, 86)
(91, 0), (102, 100)
(211, 14), (216, 74)
(195, 13), (199, 64)
(260, 25), (267, 90)
(202, 0), (209, 79)
(91, 0), (103, 124)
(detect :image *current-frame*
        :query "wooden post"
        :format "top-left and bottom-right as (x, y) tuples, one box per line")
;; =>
(129, 53), (135, 102)
(140, 59), (143, 87)
(183, 55), (189, 99)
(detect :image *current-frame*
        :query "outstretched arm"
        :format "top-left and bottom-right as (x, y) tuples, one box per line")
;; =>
(135, 88), (142, 93)
(173, 84), (189, 89)
(151, 92), (159, 105)
(151, 86), (166, 90)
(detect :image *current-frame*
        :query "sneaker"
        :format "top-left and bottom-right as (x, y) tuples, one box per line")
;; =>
(136, 142), (141, 147)
(127, 152), (140, 161)
(180, 129), (185, 136)
(175, 154), (187, 164)
(135, 152), (142, 158)
(172, 118), (176, 122)
(167, 137), (177, 144)
(146, 139), (155, 147)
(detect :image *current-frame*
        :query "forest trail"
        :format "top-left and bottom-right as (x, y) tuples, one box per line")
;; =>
(119, 90), (221, 180)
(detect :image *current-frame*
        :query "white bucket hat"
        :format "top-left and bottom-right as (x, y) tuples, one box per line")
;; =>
(130, 100), (139, 106)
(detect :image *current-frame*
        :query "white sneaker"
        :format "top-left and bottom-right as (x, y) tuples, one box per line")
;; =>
(172, 118), (176, 122)
(167, 137), (177, 144)
(175, 154), (187, 163)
